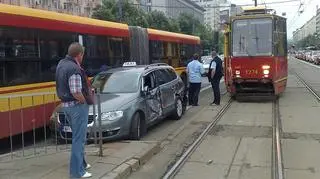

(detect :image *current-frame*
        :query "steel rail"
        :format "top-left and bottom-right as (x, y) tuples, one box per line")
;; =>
(162, 98), (233, 179)
(272, 99), (284, 179)
(292, 70), (320, 101)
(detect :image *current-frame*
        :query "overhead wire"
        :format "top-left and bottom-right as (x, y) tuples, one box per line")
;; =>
(130, 0), (302, 9)
(290, 0), (315, 30)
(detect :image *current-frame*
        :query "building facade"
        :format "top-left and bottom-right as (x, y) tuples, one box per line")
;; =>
(0, 0), (101, 16)
(191, 0), (241, 31)
(293, 16), (317, 42)
(192, 0), (220, 31)
(316, 6), (320, 34)
(139, 0), (204, 22)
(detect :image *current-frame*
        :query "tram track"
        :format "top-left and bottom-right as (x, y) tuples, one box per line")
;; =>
(162, 98), (234, 179)
(291, 70), (320, 101)
(272, 99), (284, 179)
(162, 97), (285, 179)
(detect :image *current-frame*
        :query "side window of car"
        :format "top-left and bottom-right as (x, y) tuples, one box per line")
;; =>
(154, 69), (171, 86)
(167, 68), (177, 81)
(144, 72), (156, 90)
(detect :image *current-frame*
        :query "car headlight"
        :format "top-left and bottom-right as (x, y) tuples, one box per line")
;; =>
(101, 111), (124, 121)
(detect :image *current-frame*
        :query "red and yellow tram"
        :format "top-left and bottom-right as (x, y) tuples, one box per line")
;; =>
(224, 7), (288, 98)
(0, 4), (200, 139)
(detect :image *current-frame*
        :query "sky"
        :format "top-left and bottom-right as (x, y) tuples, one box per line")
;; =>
(230, 0), (320, 39)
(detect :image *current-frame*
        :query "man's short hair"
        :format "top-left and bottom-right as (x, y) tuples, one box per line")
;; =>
(68, 42), (84, 57)
(193, 53), (199, 59)
(212, 51), (217, 57)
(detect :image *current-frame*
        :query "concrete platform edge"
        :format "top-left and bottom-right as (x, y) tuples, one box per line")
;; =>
(101, 141), (161, 179)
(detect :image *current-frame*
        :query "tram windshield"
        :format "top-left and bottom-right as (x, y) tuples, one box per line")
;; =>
(232, 18), (272, 57)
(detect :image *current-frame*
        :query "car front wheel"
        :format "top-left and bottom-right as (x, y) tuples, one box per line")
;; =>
(171, 98), (184, 120)
(130, 112), (142, 140)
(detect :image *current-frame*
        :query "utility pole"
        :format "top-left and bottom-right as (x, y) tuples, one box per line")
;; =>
(254, 0), (257, 6)
(192, 9), (195, 34)
(118, 0), (123, 22)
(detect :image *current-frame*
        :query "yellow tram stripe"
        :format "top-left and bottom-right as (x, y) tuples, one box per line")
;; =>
(274, 77), (288, 83)
(0, 4), (128, 31)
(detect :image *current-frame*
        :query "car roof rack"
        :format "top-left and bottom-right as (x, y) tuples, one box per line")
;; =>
(145, 63), (169, 69)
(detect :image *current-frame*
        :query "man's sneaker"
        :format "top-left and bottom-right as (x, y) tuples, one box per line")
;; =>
(81, 172), (92, 178)
(85, 164), (91, 170)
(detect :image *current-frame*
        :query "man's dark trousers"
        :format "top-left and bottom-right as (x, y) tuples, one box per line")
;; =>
(189, 83), (201, 105)
(211, 77), (221, 105)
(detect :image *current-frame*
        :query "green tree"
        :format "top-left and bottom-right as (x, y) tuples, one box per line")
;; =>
(92, 0), (117, 22)
(93, 0), (148, 27)
(168, 18), (180, 33)
(92, 1), (219, 53)
(178, 13), (197, 35)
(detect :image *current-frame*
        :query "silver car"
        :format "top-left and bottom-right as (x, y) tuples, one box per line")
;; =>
(50, 63), (187, 142)
(201, 56), (213, 76)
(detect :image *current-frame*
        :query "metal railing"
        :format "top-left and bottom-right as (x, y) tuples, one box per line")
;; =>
(0, 91), (104, 161)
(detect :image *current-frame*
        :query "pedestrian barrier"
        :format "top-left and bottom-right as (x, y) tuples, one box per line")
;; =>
(0, 91), (104, 161)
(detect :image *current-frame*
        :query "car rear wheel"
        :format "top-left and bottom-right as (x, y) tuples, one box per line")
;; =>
(171, 98), (184, 120)
(130, 113), (142, 140)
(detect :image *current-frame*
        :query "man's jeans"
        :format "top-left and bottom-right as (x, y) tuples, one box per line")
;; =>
(63, 103), (89, 178)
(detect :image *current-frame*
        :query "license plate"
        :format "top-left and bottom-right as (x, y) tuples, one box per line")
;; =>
(63, 126), (72, 132)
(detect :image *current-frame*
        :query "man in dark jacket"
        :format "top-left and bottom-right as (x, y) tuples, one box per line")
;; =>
(208, 51), (223, 105)
(55, 42), (92, 178)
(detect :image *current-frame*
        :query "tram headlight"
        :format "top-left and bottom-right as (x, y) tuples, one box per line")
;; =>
(262, 65), (270, 70)
(263, 69), (270, 75)
(235, 70), (240, 75)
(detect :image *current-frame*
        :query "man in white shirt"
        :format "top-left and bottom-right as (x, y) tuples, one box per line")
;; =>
(187, 54), (205, 106)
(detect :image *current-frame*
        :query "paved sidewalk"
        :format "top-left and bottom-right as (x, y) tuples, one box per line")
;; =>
(0, 141), (160, 179)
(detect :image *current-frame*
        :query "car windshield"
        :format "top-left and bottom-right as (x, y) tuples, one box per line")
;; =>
(91, 71), (141, 93)
(232, 18), (272, 57)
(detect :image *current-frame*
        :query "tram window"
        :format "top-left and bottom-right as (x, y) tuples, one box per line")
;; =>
(38, 30), (77, 82)
(109, 38), (123, 58)
(232, 18), (272, 57)
(0, 27), (38, 87)
(109, 37), (127, 67)
(273, 18), (287, 56)
(0, 26), (78, 87)
(149, 40), (164, 63)
(82, 35), (109, 76)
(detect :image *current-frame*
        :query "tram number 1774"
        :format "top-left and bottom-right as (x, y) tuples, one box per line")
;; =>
(246, 69), (258, 75)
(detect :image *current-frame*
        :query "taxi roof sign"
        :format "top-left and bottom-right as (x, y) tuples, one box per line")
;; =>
(123, 62), (137, 67)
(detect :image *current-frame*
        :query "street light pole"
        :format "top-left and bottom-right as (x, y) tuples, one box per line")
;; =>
(118, 0), (123, 22)
(254, 0), (257, 6)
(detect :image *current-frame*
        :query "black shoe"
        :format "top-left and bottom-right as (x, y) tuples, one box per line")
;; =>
(210, 102), (220, 106)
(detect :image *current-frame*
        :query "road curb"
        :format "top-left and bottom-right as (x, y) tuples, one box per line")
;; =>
(101, 141), (161, 179)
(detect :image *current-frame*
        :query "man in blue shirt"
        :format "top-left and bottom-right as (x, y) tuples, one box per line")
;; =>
(187, 54), (205, 106)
